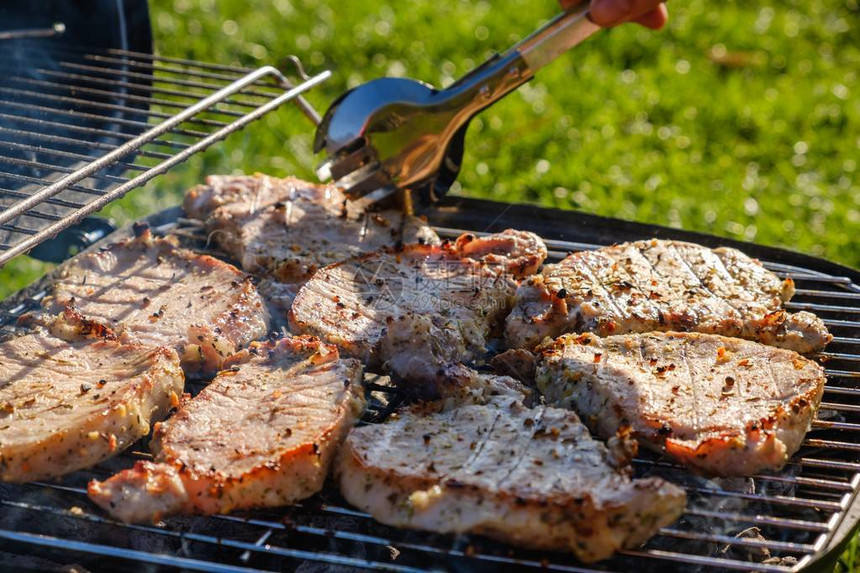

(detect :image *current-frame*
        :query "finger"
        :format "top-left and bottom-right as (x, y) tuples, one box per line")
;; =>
(633, 4), (668, 29)
(558, 0), (585, 9)
(589, 0), (665, 27)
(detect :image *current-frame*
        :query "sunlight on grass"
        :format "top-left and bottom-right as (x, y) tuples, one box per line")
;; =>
(836, 533), (859, 572)
(1, 0), (856, 300)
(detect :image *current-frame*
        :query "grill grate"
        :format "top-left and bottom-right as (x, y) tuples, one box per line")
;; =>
(0, 206), (858, 572)
(0, 45), (330, 266)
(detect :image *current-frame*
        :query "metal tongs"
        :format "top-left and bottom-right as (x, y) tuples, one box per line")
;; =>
(313, 3), (600, 212)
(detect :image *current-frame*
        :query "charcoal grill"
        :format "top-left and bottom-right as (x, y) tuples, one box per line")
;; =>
(1, 201), (859, 572)
(1, 5), (860, 573)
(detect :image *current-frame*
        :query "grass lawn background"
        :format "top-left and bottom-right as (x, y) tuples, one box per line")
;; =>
(0, 0), (857, 296)
(1, 0), (859, 566)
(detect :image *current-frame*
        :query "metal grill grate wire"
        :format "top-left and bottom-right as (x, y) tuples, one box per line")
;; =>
(0, 46), (331, 265)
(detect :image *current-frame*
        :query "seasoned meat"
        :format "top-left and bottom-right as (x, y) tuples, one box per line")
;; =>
(289, 230), (546, 398)
(453, 229), (547, 279)
(0, 310), (183, 482)
(506, 239), (831, 354)
(428, 362), (533, 408)
(43, 227), (270, 377)
(183, 174), (313, 220)
(336, 397), (686, 562)
(206, 195), (439, 285)
(88, 336), (364, 523)
(535, 331), (826, 476)
(183, 174), (439, 311)
(490, 348), (539, 384)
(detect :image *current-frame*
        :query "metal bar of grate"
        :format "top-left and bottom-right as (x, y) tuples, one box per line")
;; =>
(0, 140), (148, 172)
(0, 87), (227, 138)
(1, 75), (240, 127)
(787, 302), (860, 314)
(822, 353), (860, 362)
(684, 508), (831, 533)
(0, 188), (84, 210)
(682, 487), (843, 511)
(636, 457), (852, 492)
(108, 49), (325, 123)
(797, 457), (860, 471)
(0, 530), (267, 573)
(618, 549), (794, 572)
(827, 370), (860, 380)
(804, 438), (860, 452)
(824, 386), (860, 397)
(821, 402), (860, 413)
(10, 44), (287, 97)
(14, 43), (323, 124)
(0, 119), (187, 156)
(0, 60), (269, 112)
(0, 48), (332, 267)
(82, 53), (262, 82)
(0, 154), (129, 184)
(659, 528), (813, 553)
(0, 169), (106, 196)
(56, 60), (288, 103)
(812, 420), (860, 433)
(795, 289), (860, 300)
(779, 275), (853, 285)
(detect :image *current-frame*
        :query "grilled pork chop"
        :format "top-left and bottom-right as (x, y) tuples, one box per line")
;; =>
(183, 174), (306, 220)
(0, 310), (183, 482)
(535, 331), (826, 476)
(506, 239), (831, 354)
(88, 336), (365, 523)
(183, 175), (438, 305)
(289, 230), (547, 398)
(337, 397), (686, 562)
(43, 227), (270, 377)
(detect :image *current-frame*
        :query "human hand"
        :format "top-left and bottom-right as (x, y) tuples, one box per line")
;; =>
(559, 0), (668, 30)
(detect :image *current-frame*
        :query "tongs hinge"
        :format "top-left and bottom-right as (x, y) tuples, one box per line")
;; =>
(314, 3), (600, 211)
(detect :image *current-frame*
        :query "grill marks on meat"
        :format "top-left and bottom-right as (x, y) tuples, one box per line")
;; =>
(289, 230), (547, 399)
(183, 175), (440, 310)
(183, 174), (315, 220)
(535, 332), (826, 476)
(88, 336), (365, 523)
(290, 245), (514, 396)
(43, 228), (270, 377)
(336, 397), (686, 562)
(505, 239), (831, 354)
(0, 311), (183, 482)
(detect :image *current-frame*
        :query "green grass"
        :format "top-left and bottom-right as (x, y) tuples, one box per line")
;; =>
(837, 534), (859, 572)
(0, 0), (857, 299)
(0, 0), (858, 566)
